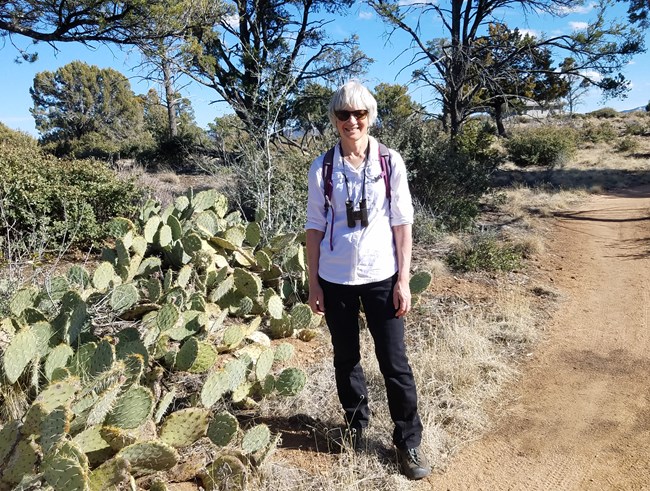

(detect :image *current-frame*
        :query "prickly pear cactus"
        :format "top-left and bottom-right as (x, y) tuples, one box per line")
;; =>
(241, 424), (271, 455)
(117, 441), (179, 474)
(160, 408), (210, 448)
(207, 412), (239, 447)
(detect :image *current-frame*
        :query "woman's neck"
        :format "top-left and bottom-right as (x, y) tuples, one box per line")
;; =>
(340, 136), (369, 169)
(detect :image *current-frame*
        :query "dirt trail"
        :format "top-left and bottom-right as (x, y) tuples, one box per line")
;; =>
(428, 186), (650, 491)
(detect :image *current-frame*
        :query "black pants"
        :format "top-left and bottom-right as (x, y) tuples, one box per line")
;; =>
(319, 274), (423, 449)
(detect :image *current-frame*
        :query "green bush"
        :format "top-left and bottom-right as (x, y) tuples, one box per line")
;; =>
(623, 120), (647, 136)
(0, 123), (145, 253)
(446, 234), (524, 272)
(375, 119), (502, 231)
(587, 107), (619, 119)
(505, 126), (577, 169)
(579, 121), (618, 143)
(616, 136), (640, 153)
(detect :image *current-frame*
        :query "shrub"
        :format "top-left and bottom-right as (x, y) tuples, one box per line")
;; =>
(579, 121), (618, 143)
(376, 119), (502, 231)
(587, 107), (619, 119)
(505, 126), (577, 169)
(0, 123), (145, 253)
(446, 234), (524, 272)
(623, 120), (647, 136)
(616, 136), (640, 153)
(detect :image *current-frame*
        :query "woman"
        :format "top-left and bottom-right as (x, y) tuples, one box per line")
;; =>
(305, 81), (430, 480)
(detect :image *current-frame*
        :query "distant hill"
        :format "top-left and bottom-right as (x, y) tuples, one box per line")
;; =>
(621, 106), (646, 113)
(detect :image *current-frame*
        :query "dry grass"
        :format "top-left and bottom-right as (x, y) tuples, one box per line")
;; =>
(253, 283), (541, 490)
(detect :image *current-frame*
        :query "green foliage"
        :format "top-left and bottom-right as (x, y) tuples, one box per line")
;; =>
(579, 120), (618, 143)
(446, 234), (525, 272)
(378, 118), (502, 231)
(505, 126), (577, 169)
(0, 187), (310, 489)
(616, 136), (640, 153)
(0, 124), (144, 250)
(31, 61), (149, 159)
(587, 107), (619, 118)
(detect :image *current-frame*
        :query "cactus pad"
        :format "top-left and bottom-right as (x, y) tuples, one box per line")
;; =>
(0, 420), (21, 462)
(241, 424), (271, 455)
(2, 327), (38, 384)
(221, 325), (244, 351)
(67, 265), (91, 289)
(233, 268), (262, 298)
(72, 426), (113, 466)
(104, 385), (154, 429)
(3, 438), (40, 485)
(34, 379), (80, 412)
(9, 287), (38, 317)
(110, 284), (139, 313)
(210, 274), (234, 303)
(175, 337), (217, 373)
(274, 342), (295, 362)
(200, 370), (230, 408)
(254, 250), (272, 271)
(42, 453), (89, 490)
(89, 339), (116, 376)
(266, 294), (284, 320)
(117, 441), (179, 474)
(200, 453), (247, 491)
(225, 359), (248, 392)
(206, 412), (239, 447)
(93, 262), (116, 291)
(154, 388), (176, 423)
(144, 215), (162, 243)
(99, 426), (138, 451)
(86, 381), (122, 427)
(44, 343), (74, 381)
(156, 303), (180, 332)
(290, 303), (313, 330)
(255, 348), (275, 381)
(276, 368), (306, 396)
(89, 456), (131, 491)
(409, 271), (432, 295)
(160, 408), (210, 448)
(40, 405), (72, 452)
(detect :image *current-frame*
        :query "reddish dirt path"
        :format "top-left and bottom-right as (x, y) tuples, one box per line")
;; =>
(427, 187), (650, 490)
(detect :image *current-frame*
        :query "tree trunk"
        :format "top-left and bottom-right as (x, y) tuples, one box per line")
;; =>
(494, 101), (506, 137)
(162, 59), (178, 139)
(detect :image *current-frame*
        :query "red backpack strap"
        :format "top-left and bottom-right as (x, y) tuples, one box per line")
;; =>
(378, 143), (392, 204)
(322, 146), (336, 251)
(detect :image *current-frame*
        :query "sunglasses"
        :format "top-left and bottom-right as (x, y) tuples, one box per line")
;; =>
(334, 109), (369, 122)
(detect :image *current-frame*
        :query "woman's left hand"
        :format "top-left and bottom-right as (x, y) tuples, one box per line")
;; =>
(393, 278), (411, 318)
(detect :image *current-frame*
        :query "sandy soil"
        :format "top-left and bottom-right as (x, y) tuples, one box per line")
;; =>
(426, 186), (650, 490)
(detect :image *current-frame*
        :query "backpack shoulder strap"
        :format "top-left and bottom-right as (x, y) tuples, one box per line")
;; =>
(377, 142), (392, 203)
(322, 146), (336, 212)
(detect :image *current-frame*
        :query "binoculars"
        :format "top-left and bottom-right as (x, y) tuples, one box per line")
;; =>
(346, 199), (369, 228)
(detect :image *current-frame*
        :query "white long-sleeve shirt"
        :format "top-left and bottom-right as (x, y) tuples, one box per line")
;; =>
(305, 136), (414, 285)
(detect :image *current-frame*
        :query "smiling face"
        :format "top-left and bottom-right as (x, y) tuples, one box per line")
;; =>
(335, 106), (369, 145)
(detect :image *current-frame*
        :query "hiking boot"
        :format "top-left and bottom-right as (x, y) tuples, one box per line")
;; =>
(328, 425), (363, 452)
(396, 446), (431, 480)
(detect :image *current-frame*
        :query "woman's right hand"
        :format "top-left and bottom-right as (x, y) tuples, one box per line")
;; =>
(308, 283), (326, 315)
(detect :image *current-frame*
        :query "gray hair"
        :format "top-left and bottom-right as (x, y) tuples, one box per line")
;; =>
(328, 81), (378, 130)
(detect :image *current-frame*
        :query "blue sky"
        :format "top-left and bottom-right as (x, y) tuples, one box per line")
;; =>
(1, 1), (648, 136)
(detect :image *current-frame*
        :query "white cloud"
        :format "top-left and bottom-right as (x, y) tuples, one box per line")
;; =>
(359, 11), (374, 20)
(581, 69), (602, 81)
(518, 28), (540, 38)
(555, 2), (596, 14)
(398, 0), (437, 6)
(224, 14), (239, 28)
(570, 21), (589, 30)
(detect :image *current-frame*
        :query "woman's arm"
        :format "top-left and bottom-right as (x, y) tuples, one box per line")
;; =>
(392, 223), (412, 318)
(306, 228), (326, 315)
